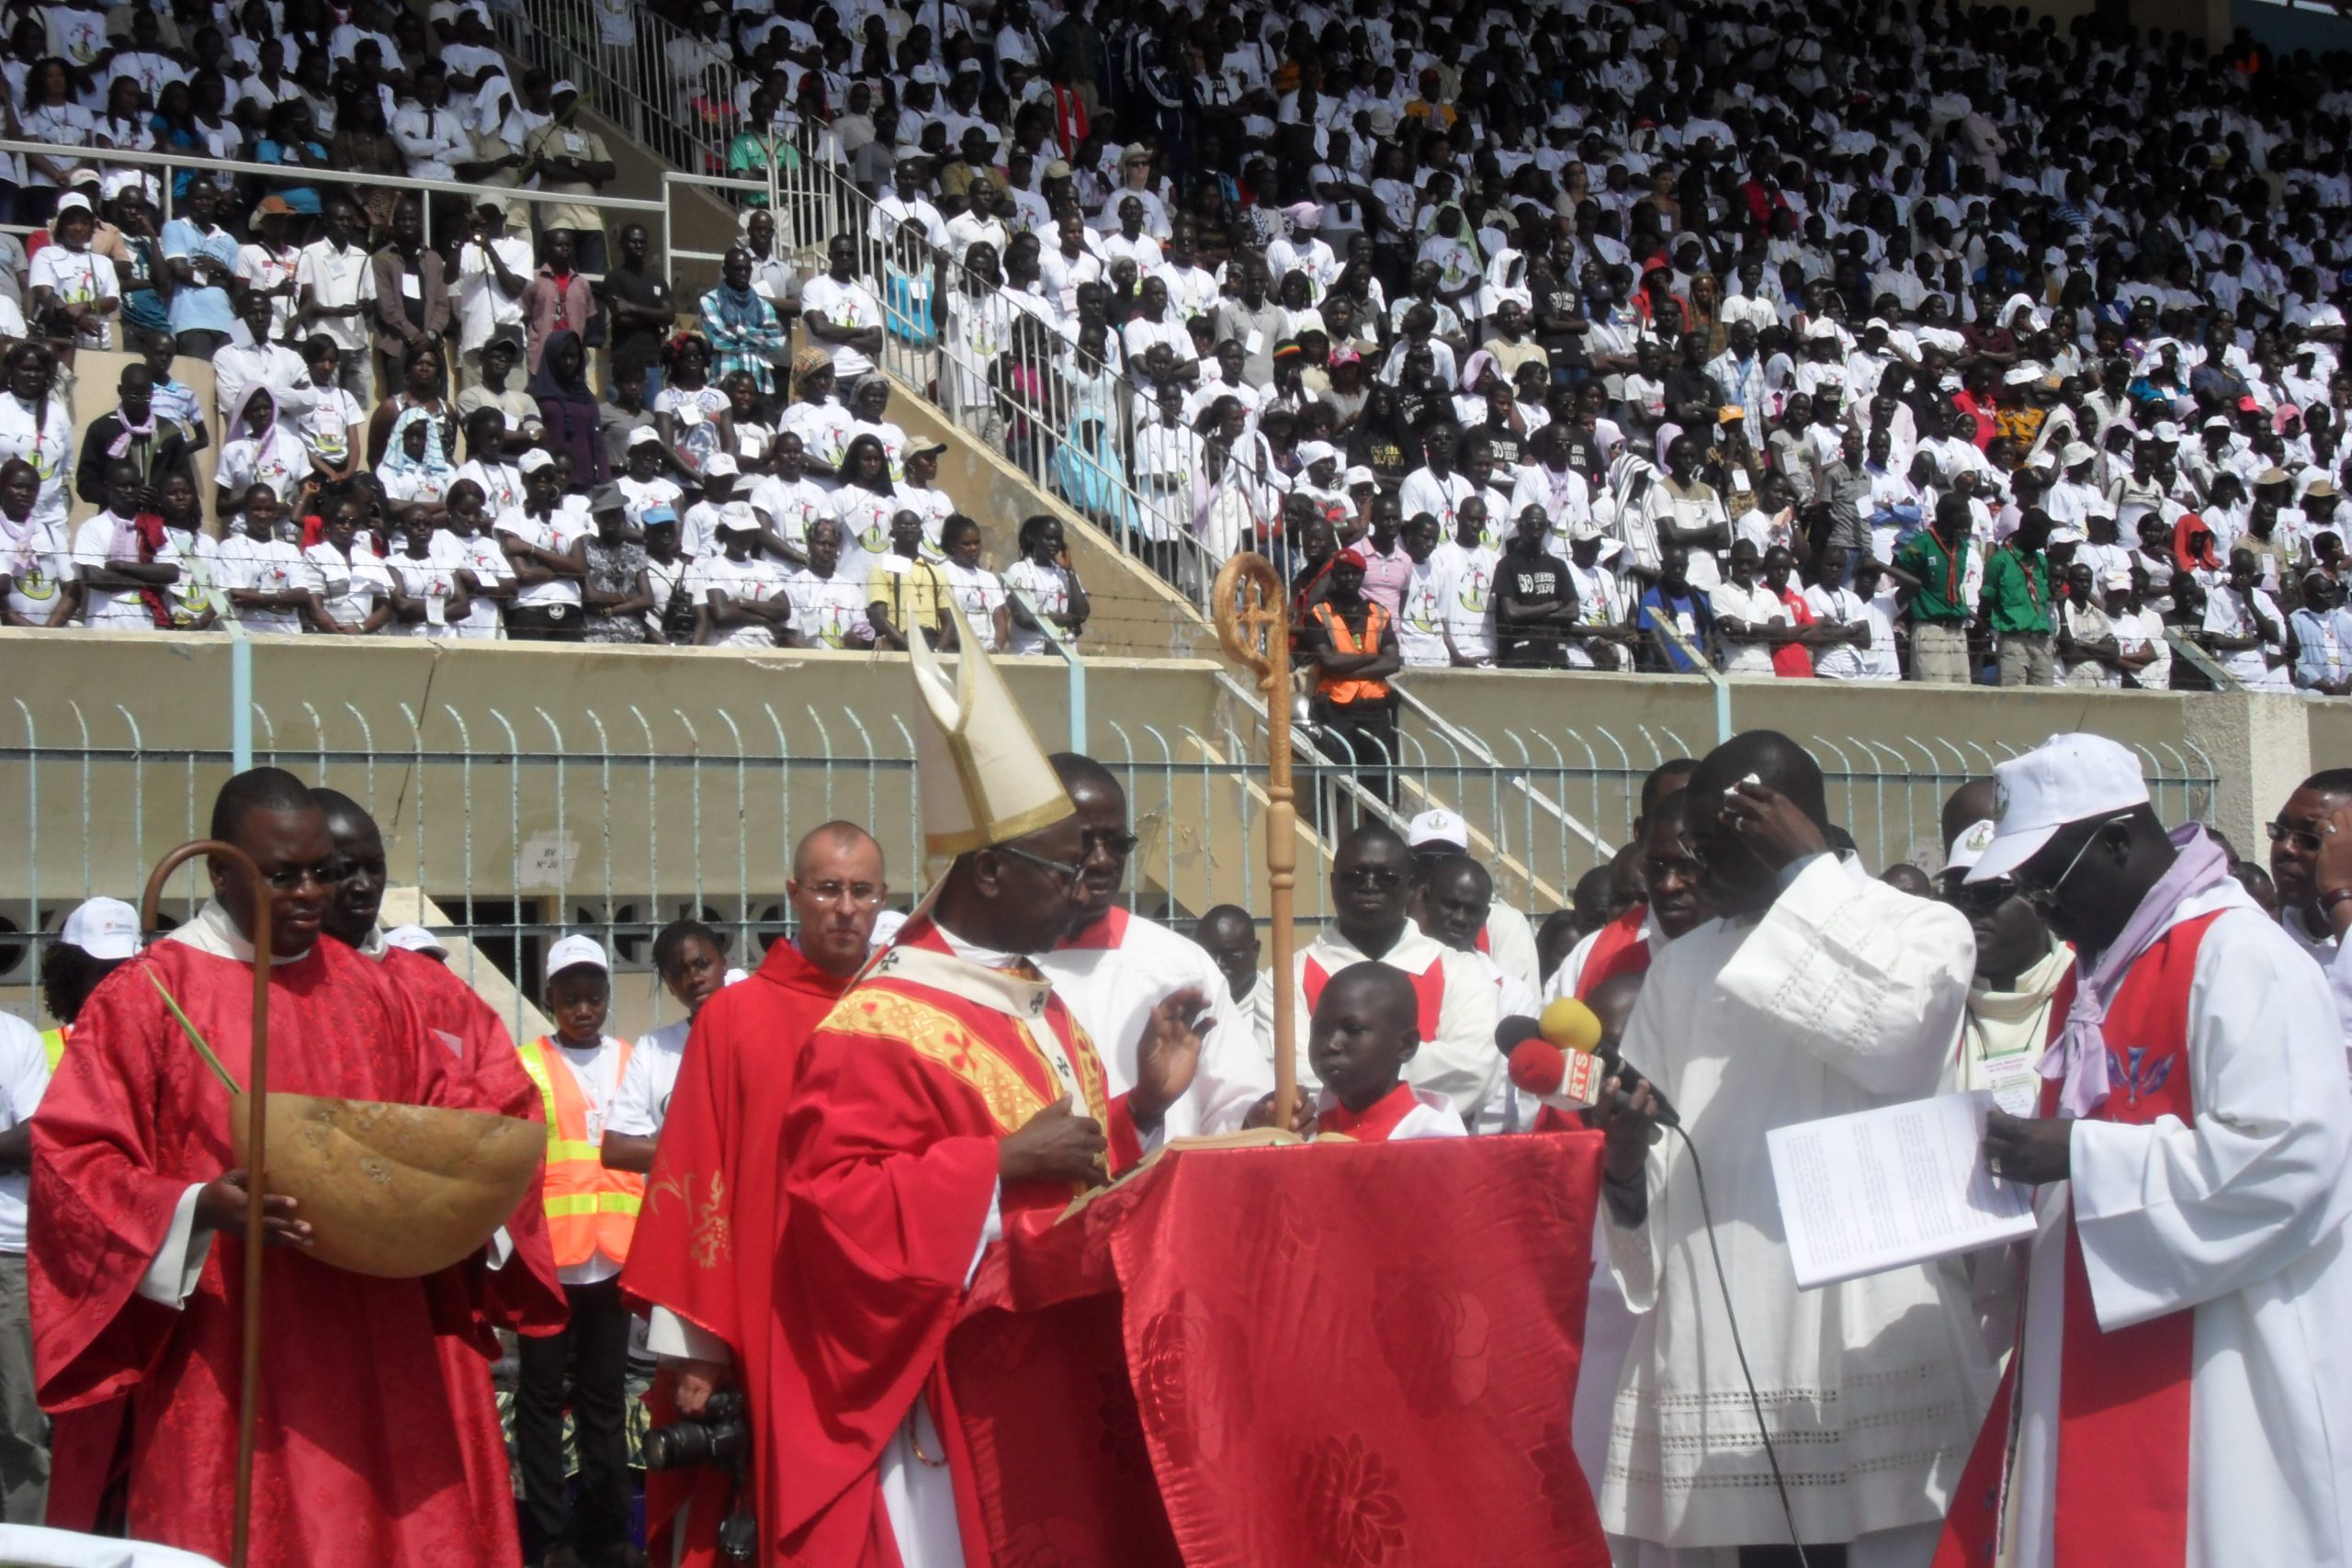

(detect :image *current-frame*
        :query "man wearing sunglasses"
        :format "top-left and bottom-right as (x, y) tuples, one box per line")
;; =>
(1038, 752), (1297, 1137)
(2267, 767), (2352, 970)
(1264, 822), (1506, 1120)
(1935, 778), (2069, 1117)
(1943, 734), (2352, 1568)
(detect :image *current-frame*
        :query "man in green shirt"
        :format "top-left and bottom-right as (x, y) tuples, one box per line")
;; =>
(1984, 508), (2056, 687)
(1894, 493), (1976, 683)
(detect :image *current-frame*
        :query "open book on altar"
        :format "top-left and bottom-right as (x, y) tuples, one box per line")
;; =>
(1767, 1089), (2039, 1291)
(1057, 1126), (1302, 1219)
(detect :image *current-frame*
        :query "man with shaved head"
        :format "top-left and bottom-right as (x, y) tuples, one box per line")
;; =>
(626, 819), (889, 1568)
(1593, 730), (1985, 1568)
(30, 767), (541, 1565)
(1261, 822), (1505, 1118)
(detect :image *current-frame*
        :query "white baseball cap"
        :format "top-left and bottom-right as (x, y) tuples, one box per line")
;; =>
(703, 453), (741, 478)
(384, 923), (449, 958)
(1963, 734), (2149, 886)
(545, 933), (610, 980)
(1942, 818), (1996, 874)
(517, 448), (557, 474)
(628, 425), (664, 448)
(59, 897), (140, 960)
(1405, 807), (1469, 851)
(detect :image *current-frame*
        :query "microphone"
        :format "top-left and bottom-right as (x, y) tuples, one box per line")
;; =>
(1508, 1038), (1608, 1114)
(1505, 996), (1682, 1126)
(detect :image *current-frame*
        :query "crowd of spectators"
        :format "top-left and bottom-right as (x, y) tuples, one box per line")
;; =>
(3, 0), (2352, 693)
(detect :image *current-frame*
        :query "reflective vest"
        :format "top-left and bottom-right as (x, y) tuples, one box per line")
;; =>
(515, 1037), (643, 1269)
(40, 1026), (68, 1073)
(1310, 600), (1392, 705)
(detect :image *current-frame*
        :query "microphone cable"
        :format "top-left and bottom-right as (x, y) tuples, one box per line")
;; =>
(1662, 1116), (1815, 1568)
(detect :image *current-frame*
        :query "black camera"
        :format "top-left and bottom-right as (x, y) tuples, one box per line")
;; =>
(642, 1391), (748, 1472)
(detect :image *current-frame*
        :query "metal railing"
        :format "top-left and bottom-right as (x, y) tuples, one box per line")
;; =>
(3, 690), (2220, 1042)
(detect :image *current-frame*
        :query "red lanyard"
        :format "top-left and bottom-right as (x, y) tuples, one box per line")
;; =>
(1926, 529), (1962, 597)
(2005, 547), (2041, 609)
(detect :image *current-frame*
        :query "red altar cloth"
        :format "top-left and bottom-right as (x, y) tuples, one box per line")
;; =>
(946, 1131), (1613, 1567)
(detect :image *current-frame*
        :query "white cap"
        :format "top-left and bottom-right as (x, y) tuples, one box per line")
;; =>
(1343, 465), (1377, 489)
(1964, 734), (2149, 886)
(1296, 440), (1340, 469)
(2047, 525), (2086, 545)
(1405, 807), (1468, 851)
(545, 933), (610, 980)
(2060, 441), (2098, 468)
(517, 448), (557, 474)
(628, 425), (664, 448)
(384, 923), (449, 958)
(704, 452), (741, 478)
(869, 908), (908, 950)
(1942, 818), (1996, 874)
(59, 897), (140, 960)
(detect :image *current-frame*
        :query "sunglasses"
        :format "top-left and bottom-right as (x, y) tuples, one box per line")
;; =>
(2267, 818), (2337, 855)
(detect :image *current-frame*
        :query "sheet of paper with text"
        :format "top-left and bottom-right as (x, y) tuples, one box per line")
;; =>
(1767, 1089), (2039, 1291)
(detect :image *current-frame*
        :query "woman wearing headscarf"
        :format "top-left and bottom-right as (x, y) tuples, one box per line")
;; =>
(378, 406), (459, 509)
(528, 327), (610, 486)
(213, 385), (303, 523)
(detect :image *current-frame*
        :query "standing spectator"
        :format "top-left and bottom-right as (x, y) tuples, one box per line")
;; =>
(1637, 544), (1715, 672)
(800, 233), (885, 381)
(498, 449), (589, 640)
(514, 936), (642, 1568)
(2206, 546), (2293, 691)
(1004, 514), (1090, 654)
(939, 513), (1011, 652)
(600, 223), (675, 401)
(865, 509), (955, 650)
(1492, 506), (1577, 669)
(212, 290), (319, 435)
(600, 920), (731, 1176)
(523, 83), (617, 275)
(1894, 493), (1976, 684)
(579, 484), (654, 644)
(1710, 537), (1792, 675)
(300, 497), (391, 636)
(523, 230), (602, 376)
(381, 505), (469, 638)
(296, 198), (379, 407)
(371, 200), (450, 412)
(390, 61), (470, 183)
(29, 194), (120, 352)
(1804, 548), (1899, 682)
(782, 518), (874, 649)
(1985, 509), (2058, 687)
(235, 198), (303, 343)
(529, 329), (611, 489)
(2291, 571), (2352, 696)
(693, 506), (795, 649)
(74, 365), (194, 509)
(0, 457), (77, 629)
(0, 345), (74, 541)
(699, 248), (790, 400)
(216, 488), (310, 636)
(1299, 547), (1402, 807)
(455, 197), (533, 381)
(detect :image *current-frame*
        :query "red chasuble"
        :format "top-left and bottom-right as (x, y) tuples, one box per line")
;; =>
(29, 928), (540, 1568)
(765, 919), (1136, 1568)
(622, 940), (853, 1568)
(1934, 916), (2216, 1568)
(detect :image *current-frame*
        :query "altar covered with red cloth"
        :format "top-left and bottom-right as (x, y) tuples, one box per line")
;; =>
(944, 1131), (1614, 1567)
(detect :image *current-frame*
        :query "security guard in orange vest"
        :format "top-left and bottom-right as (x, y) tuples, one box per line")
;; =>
(513, 935), (644, 1568)
(1299, 547), (1403, 816)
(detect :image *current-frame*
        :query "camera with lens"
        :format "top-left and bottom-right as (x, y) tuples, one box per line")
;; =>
(642, 1391), (748, 1472)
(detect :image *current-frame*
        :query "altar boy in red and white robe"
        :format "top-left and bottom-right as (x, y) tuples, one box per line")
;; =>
(1945, 732), (2352, 1568)
(1308, 962), (1468, 1143)
(761, 613), (1209, 1568)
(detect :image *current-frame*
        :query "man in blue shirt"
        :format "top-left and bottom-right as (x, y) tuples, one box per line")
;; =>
(159, 182), (240, 357)
(1637, 544), (1715, 672)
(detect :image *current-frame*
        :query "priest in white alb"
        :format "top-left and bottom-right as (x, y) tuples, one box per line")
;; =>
(1941, 734), (2352, 1568)
(1256, 822), (1504, 1119)
(1598, 729), (1990, 1568)
(1037, 752), (1283, 1136)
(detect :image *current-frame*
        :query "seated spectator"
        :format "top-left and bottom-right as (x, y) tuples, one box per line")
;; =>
(699, 246), (791, 400)
(75, 365), (194, 511)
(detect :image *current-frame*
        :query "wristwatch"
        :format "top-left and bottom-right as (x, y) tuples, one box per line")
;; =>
(2320, 886), (2352, 913)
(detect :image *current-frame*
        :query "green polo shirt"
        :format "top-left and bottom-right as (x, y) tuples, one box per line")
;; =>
(1982, 546), (2053, 636)
(1894, 529), (1972, 624)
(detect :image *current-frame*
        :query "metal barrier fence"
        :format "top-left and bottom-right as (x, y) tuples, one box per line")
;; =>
(4, 693), (2220, 1039)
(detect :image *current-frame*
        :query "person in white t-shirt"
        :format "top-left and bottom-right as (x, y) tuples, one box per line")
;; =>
(28, 195), (120, 351)
(0, 455), (79, 627)
(1429, 506), (1498, 665)
(497, 449), (592, 639)
(1396, 513), (1455, 667)
(784, 517), (876, 649)
(435, 479), (517, 639)
(301, 495), (392, 636)
(2205, 545), (2292, 690)
(1002, 513), (1089, 654)
(599, 919), (733, 1174)
(453, 197), (533, 369)
(799, 233), (886, 379)
(748, 431), (831, 566)
(938, 513), (1010, 651)
(216, 486), (310, 636)
(693, 505), (796, 648)
(381, 505), (469, 637)
(71, 458), (180, 630)
(0, 1005), (55, 1521)
(1802, 546), (1899, 681)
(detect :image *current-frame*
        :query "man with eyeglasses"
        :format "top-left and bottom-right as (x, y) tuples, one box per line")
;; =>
(1261, 823), (1505, 1120)
(2267, 767), (2352, 972)
(29, 767), (544, 1565)
(626, 820), (891, 1568)
(1943, 733), (2352, 1568)
(1037, 754), (1295, 1138)
(1935, 779), (2070, 1116)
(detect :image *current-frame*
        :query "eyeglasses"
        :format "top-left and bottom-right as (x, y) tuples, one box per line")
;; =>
(1334, 867), (1405, 890)
(1083, 829), (1140, 858)
(798, 879), (887, 908)
(259, 861), (345, 892)
(2017, 815), (2130, 913)
(2266, 818), (2337, 855)
(1941, 874), (2020, 914)
(994, 841), (1087, 883)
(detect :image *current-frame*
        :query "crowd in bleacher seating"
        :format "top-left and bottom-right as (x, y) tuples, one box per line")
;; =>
(2, 0), (2351, 690)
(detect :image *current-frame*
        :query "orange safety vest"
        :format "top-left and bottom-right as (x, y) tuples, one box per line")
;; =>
(515, 1037), (644, 1269)
(1311, 600), (1392, 705)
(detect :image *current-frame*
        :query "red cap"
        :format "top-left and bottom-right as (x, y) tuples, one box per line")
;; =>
(1335, 547), (1369, 570)
(1507, 1041), (1568, 1097)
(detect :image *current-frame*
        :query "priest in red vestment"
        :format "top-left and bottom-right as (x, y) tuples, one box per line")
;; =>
(29, 767), (550, 1568)
(763, 616), (1207, 1568)
(623, 821), (889, 1568)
